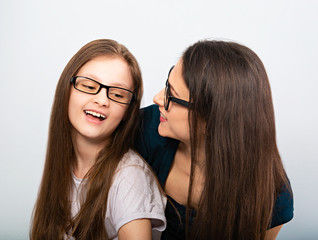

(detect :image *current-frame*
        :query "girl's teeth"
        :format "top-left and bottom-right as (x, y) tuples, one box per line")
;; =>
(85, 110), (106, 119)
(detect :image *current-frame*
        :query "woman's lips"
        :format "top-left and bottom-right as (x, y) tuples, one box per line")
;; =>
(159, 112), (167, 122)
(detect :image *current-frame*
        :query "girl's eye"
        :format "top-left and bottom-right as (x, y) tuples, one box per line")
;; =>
(83, 84), (97, 90)
(110, 92), (124, 98)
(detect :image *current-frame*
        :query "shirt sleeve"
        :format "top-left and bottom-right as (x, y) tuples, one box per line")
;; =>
(106, 155), (167, 235)
(270, 181), (294, 228)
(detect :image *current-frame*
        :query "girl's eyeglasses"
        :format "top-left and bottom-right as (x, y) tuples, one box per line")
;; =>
(71, 76), (135, 105)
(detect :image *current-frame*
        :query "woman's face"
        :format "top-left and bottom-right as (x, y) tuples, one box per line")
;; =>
(153, 59), (190, 144)
(68, 55), (134, 145)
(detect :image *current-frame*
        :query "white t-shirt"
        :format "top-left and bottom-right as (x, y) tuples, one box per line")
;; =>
(70, 149), (167, 240)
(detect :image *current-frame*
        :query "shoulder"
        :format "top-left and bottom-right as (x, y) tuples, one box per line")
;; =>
(111, 149), (163, 199)
(137, 105), (162, 140)
(140, 104), (160, 125)
(106, 149), (167, 235)
(271, 180), (294, 228)
(116, 149), (152, 177)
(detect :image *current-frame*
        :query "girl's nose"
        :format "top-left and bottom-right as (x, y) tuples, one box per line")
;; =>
(94, 88), (110, 106)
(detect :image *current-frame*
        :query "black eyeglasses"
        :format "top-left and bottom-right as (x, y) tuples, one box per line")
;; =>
(164, 66), (190, 110)
(71, 76), (135, 105)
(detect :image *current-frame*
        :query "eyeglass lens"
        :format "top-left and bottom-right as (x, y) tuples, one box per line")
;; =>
(74, 77), (133, 104)
(164, 80), (170, 110)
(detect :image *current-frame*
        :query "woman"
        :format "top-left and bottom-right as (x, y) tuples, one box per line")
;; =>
(30, 39), (166, 240)
(135, 40), (293, 240)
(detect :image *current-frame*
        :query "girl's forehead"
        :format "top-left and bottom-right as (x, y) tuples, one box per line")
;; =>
(77, 56), (133, 90)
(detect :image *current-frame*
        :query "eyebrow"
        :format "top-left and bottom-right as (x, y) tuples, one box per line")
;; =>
(81, 74), (131, 90)
(109, 82), (131, 89)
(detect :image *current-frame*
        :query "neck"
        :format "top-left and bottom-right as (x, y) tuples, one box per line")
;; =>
(72, 132), (108, 179)
(178, 141), (191, 160)
(178, 140), (205, 169)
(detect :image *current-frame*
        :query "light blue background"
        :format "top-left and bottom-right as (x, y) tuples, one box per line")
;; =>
(1, 0), (317, 239)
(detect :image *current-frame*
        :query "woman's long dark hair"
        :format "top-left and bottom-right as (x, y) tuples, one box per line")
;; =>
(30, 39), (143, 240)
(182, 40), (290, 240)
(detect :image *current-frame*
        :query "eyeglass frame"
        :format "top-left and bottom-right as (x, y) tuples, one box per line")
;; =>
(70, 76), (135, 105)
(164, 66), (190, 110)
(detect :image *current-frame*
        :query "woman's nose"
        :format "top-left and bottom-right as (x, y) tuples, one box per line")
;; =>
(153, 88), (165, 107)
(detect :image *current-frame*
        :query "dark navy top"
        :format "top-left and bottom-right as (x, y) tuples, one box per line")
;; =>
(135, 105), (294, 240)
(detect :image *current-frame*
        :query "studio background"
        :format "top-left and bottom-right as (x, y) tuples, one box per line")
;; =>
(1, 0), (317, 239)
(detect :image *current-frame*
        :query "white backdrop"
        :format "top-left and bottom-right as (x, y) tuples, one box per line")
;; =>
(1, 0), (317, 239)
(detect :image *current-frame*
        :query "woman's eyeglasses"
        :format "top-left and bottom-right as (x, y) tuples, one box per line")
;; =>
(71, 76), (135, 105)
(164, 66), (190, 110)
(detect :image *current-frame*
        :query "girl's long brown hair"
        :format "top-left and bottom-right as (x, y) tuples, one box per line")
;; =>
(182, 40), (290, 240)
(30, 39), (143, 240)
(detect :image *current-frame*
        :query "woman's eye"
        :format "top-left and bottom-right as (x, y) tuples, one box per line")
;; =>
(167, 88), (173, 97)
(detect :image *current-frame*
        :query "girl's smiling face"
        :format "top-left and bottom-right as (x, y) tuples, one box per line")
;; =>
(68, 55), (134, 145)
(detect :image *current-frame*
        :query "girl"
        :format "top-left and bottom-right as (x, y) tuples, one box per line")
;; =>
(135, 40), (294, 240)
(30, 39), (166, 240)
